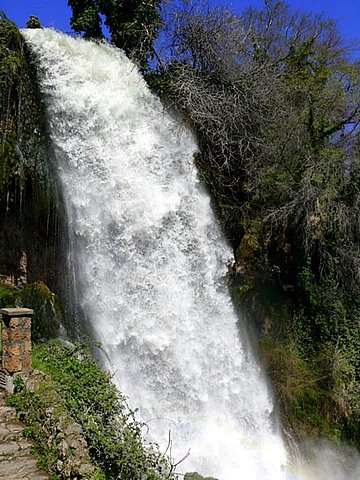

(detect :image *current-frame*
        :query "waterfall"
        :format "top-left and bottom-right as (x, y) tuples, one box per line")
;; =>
(23, 29), (288, 479)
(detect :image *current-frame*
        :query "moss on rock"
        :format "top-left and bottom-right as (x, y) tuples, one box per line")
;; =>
(19, 281), (61, 340)
(184, 473), (218, 480)
(0, 279), (61, 340)
(0, 19), (64, 303)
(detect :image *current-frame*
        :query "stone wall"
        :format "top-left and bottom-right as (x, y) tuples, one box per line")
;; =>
(19, 370), (98, 479)
(1, 308), (33, 375)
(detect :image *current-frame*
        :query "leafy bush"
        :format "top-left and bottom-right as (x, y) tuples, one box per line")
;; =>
(0, 284), (18, 308)
(29, 341), (174, 480)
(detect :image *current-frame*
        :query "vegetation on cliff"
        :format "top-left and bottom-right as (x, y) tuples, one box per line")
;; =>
(0, 280), (61, 339)
(8, 341), (177, 480)
(0, 19), (62, 290)
(154, 0), (360, 447)
(1, 0), (359, 460)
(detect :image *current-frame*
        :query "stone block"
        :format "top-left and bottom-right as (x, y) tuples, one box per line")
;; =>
(23, 317), (31, 329)
(1, 328), (8, 340)
(6, 343), (20, 357)
(7, 329), (29, 341)
(3, 354), (21, 373)
(1, 309), (33, 375)
(9, 318), (20, 328)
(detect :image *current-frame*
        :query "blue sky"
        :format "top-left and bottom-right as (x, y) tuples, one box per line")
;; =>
(1, 0), (360, 58)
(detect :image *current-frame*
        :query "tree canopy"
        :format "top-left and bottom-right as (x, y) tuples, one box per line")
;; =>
(157, 0), (360, 446)
(68, 0), (162, 69)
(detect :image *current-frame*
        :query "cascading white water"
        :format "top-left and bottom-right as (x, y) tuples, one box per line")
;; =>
(23, 29), (289, 479)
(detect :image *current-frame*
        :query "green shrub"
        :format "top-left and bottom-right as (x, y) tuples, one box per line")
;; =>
(30, 341), (174, 480)
(20, 281), (61, 340)
(0, 284), (18, 308)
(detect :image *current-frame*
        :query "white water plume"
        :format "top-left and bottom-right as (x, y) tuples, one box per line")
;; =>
(23, 28), (290, 479)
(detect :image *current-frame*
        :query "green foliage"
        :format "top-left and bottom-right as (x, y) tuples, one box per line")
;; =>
(68, 0), (162, 69)
(7, 375), (69, 478)
(0, 18), (57, 201)
(26, 16), (42, 29)
(158, 0), (360, 446)
(30, 341), (174, 480)
(68, 0), (103, 39)
(0, 283), (18, 308)
(260, 337), (360, 446)
(109, 0), (162, 70)
(260, 339), (322, 426)
(0, 20), (60, 290)
(0, 20), (23, 196)
(20, 281), (61, 340)
(184, 473), (218, 480)
(7, 373), (105, 479)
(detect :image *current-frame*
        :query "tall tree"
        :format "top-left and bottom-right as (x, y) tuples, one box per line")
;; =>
(68, 0), (162, 69)
(99, 0), (162, 69)
(68, 0), (103, 39)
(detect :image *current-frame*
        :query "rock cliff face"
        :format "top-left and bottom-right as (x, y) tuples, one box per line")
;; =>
(0, 20), (63, 292)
